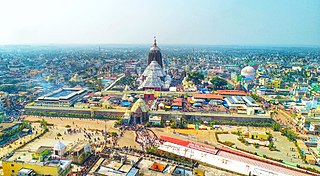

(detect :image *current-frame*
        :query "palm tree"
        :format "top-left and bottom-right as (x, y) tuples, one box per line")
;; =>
(40, 119), (48, 129)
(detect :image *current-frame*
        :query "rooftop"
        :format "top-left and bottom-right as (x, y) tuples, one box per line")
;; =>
(131, 99), (148, 113)
(193, 94), (223, 100)
(37, 88), (86, 101)
(0, 122), (20, 132)
(217, 90), (247, 96)
(5, 151), (71, 169)
(71, 141), (89, 153)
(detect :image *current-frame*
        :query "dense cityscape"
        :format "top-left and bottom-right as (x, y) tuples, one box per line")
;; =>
(0, 38), (319, 176)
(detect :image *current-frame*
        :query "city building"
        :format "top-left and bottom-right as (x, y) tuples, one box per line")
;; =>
(53, 140), (66, 157)
(241, 66), (256, 81)
(130, 98), (149, 124)
(148, 116), (161, 126)
(122, 110), (131, 126)
(139, 68), (164, 91)
(2, 146), (72, 176)
(17, 168), (36, 176)
(69, 73), (83, 83)
(217, 90), (247, 97)
(224, 96), (264, 115)
(248, 131), (269, 140)
(191, 94), (223, 104)
(34, 88), (88, 107)
(69, 141), (92, 164)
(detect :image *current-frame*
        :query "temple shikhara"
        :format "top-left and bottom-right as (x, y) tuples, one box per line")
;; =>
(138, 37), (171, 91)
(148, 36), (163, 67)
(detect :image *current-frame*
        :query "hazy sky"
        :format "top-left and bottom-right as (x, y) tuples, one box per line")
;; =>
(0, 0), (319, 45)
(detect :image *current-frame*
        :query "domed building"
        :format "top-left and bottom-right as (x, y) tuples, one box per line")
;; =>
(53, 140), (66, 157)
(241, 66), (256, 80)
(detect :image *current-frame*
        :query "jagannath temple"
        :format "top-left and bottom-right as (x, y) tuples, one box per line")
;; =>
(138, 37), (171, 91)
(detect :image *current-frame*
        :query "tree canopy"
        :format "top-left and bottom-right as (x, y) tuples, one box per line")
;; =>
(250, 93), (264, 103)
(40, 119), (48, 129)
(115, 76), (136, 88)
(186, 71), (204, 85)
(210, 76), (228, 90)
(0, 85), (18, 94)
(272, 122), (281, 131)
(281, 127), (298, 141)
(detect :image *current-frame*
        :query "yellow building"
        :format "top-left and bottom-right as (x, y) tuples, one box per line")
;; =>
(194, 168), (205, 176)
(2, 150), (72, 176)
(272, 78), (281, 89)
(297, 139), (309, 155)
(248, 131), (268, 140)
(306, 154), (316, 165)
(69, 141), (92, 164)
(74, 102), (89, 109)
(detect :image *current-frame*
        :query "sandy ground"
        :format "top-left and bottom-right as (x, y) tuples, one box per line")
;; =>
(117, 130), (140, 149)
(24, 115), (125, 150)
(24, 115), (118, 132)
(23, 124), (104, 152)
(0, 126), (44, 158)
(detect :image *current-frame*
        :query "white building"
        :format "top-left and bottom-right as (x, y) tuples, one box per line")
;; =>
(53, 140), (66, 157)
(241, 66), (256, 80)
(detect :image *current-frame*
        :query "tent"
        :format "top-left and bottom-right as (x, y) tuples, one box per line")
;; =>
(193, 103), (202, 107)
(121, 101), (131, 107)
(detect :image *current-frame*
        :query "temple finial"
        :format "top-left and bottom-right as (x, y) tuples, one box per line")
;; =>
(153, 36), (157, 46)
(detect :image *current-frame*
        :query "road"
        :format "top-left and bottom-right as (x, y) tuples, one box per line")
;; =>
(104, 73), (125, 91)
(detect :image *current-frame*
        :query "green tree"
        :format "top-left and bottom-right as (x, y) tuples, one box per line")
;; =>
(0, 85), (18, 93)
(254, 143), (260, 148)
(275, 95), (282, 99)
(111, 132), (118, 137)
(57, 133), (62, 137)
(250, 93), (264, 103)
(272, 123), (281, 131)
(281, 127), (298, 141)
(40, 119), (48, 129)
(210, 76), (228, 90)
(186, 71), (204, 85)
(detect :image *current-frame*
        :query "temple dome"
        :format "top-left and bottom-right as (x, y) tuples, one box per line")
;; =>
(150, 46), (160, 51)
(54, 140), (66, 151)
(241, 66), (256, 80)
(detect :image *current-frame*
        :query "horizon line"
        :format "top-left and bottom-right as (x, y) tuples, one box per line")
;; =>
(0, 43), (320, 48)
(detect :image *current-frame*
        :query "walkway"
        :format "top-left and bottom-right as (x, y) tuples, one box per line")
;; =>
(104, 74), (125, 91)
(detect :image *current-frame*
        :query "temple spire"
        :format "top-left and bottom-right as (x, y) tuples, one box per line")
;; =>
(153, 36), (157, 47)
(148, 36), (163, 67)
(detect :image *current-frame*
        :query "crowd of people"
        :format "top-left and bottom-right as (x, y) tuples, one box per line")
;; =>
(134, 125), (160, 150)
(74, 155), (100, 175)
